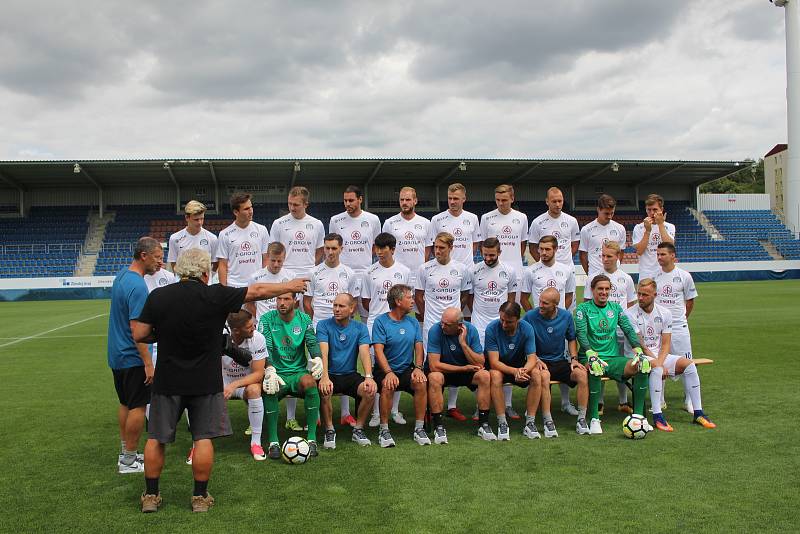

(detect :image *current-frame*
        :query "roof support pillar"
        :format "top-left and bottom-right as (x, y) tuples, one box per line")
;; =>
(163, 162), (180, 214)
(208, 161), (220, 214)
(363, 161), (384, 210)
(77, 164), (103, 218)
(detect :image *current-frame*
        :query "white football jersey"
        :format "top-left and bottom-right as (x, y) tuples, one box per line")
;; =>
(217, 222), (270, 287)
(221, 330), (268, 385)
(249, 267), (294, 322)
(166, 228), (218, 264)
(329, 210), (381, 273)
(431, 210), (481, 266)
(578, 219), (627, 278)
(624, 303), (673, 355)
(527, 211), (580, 266)
(521, 261), (576, 309)
(631, 221), (677, 280)
(653, 267), (697, 327)
(586, 268), (636, 307)
(415, 259), (469, 329)
(362, 260), (411, 332)
(469, 260), (518, 330)
(144, 268), (179, 293)
(382, 213), (433, 283)
(305, 262), (357, 324)
(479, 209), (529, 270)
(269, 214), (325, 276)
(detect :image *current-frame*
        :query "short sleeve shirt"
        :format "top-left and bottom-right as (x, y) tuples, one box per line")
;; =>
(479, 209), (529, 271)
(521, 261), (576, 309)
(107, 268), (149, 369)
(371, 313), (423, 373)
(578, 219), (627, 278)
(427, 322), (483, 367)
(653, 267), (697, 327)
(522, 308), (575, 362)
(382, 213), (433, 280)
(362, 261), (411, 332)
(316, 318), (371, 375)
(329, 211), (382, 273)
(305, 263), (357, 324)
(528, 211), (580, 266)
(484, 319), (537, 368)
(217, 221), (270, 287)
(430, 210), (482, 265)
(632, 221), (676, 280)
(167, 228), (218, 264)
(221, 330), (268, 385)
(269, 214), (326, 275)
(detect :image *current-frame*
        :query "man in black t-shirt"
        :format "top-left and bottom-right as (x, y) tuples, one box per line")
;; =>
(133, 248), (307, 513)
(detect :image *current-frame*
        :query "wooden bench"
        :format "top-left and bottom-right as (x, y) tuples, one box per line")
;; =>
(547, 358), (714, 385)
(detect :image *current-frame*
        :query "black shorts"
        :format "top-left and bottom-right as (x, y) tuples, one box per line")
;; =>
(148, 392), (232, 443)
(330, 373), (365, 397)
(543, 359), (577, 387)
(442, 372), (479, 390)
(375, 367), (418, 395)
(501, 373), (532, 388)
(112, 366), (151, 409)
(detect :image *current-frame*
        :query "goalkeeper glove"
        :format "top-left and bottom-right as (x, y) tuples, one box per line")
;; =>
(262, 367), (285, 395)
(308, 357), (324, 380)
(586, 351), (607, 376)
(222, 333), (252, 367)
(632, 347), (651, 374)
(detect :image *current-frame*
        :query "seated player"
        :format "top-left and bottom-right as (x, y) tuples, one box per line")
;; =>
(522, 287), (590, 436)
(372, 284), (431, 447)
(486, 301), (544, 441)
(317, 293), (378, 449)
(260, 293), (324, 459)
(574, 275), (650, 435)
(427, 307), (496, 443)
(625, 279), (715, 431)
(220, 310), (269, 460)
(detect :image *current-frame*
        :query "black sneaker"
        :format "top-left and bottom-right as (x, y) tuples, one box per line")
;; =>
(268, 442), (281, 460)
(308, 440), (319, 457)
(323, 429), (336, 450)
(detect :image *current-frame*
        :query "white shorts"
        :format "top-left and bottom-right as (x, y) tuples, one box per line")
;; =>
(225, 384), (247, 400)
(669, 324), (693, 359)
(470, 314), (494, 349)
(645, 353), (684, 379)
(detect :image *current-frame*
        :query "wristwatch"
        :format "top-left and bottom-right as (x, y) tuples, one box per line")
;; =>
(412, 364), (423, 371)
(364, 373), (373, 379)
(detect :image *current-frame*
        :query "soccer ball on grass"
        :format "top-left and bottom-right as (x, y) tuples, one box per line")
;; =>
(622, 414), (648, 440)
(281, 436), (311, 464)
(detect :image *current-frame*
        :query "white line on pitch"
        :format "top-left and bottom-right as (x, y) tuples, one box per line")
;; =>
(0, 313), (108, 349)
(0, 334), (106, 340)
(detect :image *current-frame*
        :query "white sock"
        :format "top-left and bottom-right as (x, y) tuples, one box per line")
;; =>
(503, 384), (512, 407)
(184, 408), (191, 430)
(447, 387), (459, 410)
(559, 383), (572, 408)
(286, 397), (297, 420)
(392, 391), (401, 413)
(340, 395), (352, 418)
(145, 403), (150, 420)
(617, 382), (628, 404)
(248, 397), (264, 446)
(649, 366), (664, 415)
(682, 363), (703, 411)
(373, 393), (380, 415)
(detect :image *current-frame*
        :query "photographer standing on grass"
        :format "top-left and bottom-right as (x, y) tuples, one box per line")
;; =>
(132, 248), (307, 513)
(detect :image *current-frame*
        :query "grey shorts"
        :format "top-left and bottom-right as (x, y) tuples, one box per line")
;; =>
(148, 392), (232, 443)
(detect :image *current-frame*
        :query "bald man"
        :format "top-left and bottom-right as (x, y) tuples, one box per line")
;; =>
(426, 308), (496, 443)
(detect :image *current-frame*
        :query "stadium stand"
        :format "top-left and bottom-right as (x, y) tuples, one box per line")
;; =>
(703, 210), (800, 260)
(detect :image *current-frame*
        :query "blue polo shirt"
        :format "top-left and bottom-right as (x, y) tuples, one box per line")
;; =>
(484, 319), (537, 368)
(316, 317), (371, 375)
(522, 308), (575, 362)
(371, 312), (422, 373)
(107, 268), (149, 369)
(427, 322), (483, 366)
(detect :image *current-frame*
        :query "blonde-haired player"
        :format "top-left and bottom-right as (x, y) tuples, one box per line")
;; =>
(167, 200), (218, 274)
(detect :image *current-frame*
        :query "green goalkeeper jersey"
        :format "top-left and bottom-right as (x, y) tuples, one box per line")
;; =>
(258, 309), (321, 374)
(574, 299), (640, 357)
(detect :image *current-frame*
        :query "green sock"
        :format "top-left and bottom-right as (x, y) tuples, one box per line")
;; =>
(304, 387), (320, 442)
(265, 394), (280, 444)
(632, 373), (648, 416)
(588, 375), (602, 420)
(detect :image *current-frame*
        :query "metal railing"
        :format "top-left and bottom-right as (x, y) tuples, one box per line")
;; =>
(1, 242), (83, 255)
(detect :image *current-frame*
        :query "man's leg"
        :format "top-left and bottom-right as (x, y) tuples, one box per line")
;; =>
(320, 390), (334, 430)
(490, 370), (510, 440)
(124, 407), (146, 458)
(264, 393), (281, 450)
(191, 438), (214, 505)
(244, 385), (264, 448)
(622, 358), (648, 416)
(427, 372), (445, 420)
(118, 405), (129, 456)
(298, 374), (320, 445)
(572, 367), (589, 422)
(355, 382), (374, 429)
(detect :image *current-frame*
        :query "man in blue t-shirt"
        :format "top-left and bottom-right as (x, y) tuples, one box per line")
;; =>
(372, 284), (430, 447)
(522, 287), (590, 437)
(318, 293), (377, 449)
(486, 301), (543, 441)
(427, 307), (495, 444)
(108, 237), (162, 474)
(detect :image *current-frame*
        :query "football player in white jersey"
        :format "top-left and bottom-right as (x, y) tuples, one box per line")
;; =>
(304, 233), (357, 327)
(632, 193), (676, 281)
(247, 242), (293, 323)
(217, 192), (270, 287)
(431, 183), (482, 267)
(329, 185), (381, 323)
(521, 236), (576, 311)
(361, 232), (409, 426)
(382, 186), (433, 289)
(221, 310), (271, 460)
(270, 186), (325, 279)
(167, 200), (218, 273)
(479, 184), (528, 300)
(528, 187), (580, 266)
(625, 279), (715, 430)
(653, 242), (699, 413)
(578, 194), (626, 284)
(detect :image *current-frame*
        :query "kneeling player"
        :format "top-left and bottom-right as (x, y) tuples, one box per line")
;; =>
(427, 307), (495, 443)
(372, 284), (431, 447)
(260, 293), (324, 458)
(626, 279), (715, 431)
(318, 293), (378, 448)
(574, 275), (650, 435)
(486, 302), (543, 441)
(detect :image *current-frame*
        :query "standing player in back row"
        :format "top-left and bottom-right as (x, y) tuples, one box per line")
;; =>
(578, 194), (626, 282)
(480, 184), (528, 300)
(167, 200), (219, 274)
(528, 187), (580, 267)
(217, 193), (271, 288)
(270, 186), (325, 279)
(382, 187), (433, 291)
(632, 193), (675, 281)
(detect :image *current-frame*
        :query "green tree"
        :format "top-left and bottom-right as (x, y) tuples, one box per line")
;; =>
(700, 158), (765, 194)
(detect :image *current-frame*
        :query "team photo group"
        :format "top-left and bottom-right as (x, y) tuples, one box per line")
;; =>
(109, 183), (716, 513)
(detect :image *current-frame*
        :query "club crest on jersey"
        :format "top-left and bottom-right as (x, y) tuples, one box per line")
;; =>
(560, 221), (568, 228)
(508, 343), (515, 350)
(158, 278), (168, 286)
(399, 328), (406, 335)
(241, 241), (252, 252)
(449, 269), (458, 276)
(502, 225), (512, 234)
(438, 278), (450, 288)
(654, 316), (662, 323)
(464, 220), (471, 226)
(393, 273), (403, 279)
(295, 231), (306, 240)
(512, 218), (520, 224)
(576, 310), (584, 319)
(328, 282), (339, 291)
(351, 230), (362, 240)
(338, 271), (348, 280)
(361, 221), (370, 228)
(555, 271), (564, 278)
(339, 333), (347, 341)
(449, 344), (457, 351)
(673, 276), (681, 283)
(606, 310), (614, 318)
(610, 229), (618, 237)
(414, 224), (423, 230)
(305, 223), (314, 230)
(250, 231), (259, 238)
(292, 326), (302, 335)
(499, 271), (508, 279)
(546, 327), (553, 334)
(200, 239), (209, 246)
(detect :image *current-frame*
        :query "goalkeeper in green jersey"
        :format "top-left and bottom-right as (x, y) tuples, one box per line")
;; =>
(259, 292), (323, 459)
(574, 274), (651, 435)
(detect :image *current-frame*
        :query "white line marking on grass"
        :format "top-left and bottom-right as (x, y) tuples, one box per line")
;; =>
(0, 334), (106, 340)
(0, 313), (108, 349)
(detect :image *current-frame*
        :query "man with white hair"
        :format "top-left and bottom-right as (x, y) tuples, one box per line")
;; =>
(167, 200), (218, 273)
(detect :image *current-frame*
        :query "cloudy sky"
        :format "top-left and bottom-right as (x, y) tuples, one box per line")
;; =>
(0, 1), (789, 161)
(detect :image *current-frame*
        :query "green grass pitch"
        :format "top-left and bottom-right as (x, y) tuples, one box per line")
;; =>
(1, 280), (798, 533)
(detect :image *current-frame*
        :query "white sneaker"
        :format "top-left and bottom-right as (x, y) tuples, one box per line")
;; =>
(576, 418), (590, 435)
(543, 420), (559, 438)
(118, 458), (144, 474)
(497, 422), (511, 441)
(561, 403), (579, 416)
(378, 429), (395, 448)
(477, 423), (497, 441)
(589, 418), (603, 435)
(351, 428), (372, 446)
(118, 452), (144, 463)
(523, 421), (541, 439)
(433, 425), (448, 444)
(392, 411), (407, 425)
(413, 428), (431, 445)
(368, 412), (381, 427)
(323, 429), (336, 450)
(641, 417), (654, 433)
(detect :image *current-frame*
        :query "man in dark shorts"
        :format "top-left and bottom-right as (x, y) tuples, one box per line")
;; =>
(133, 247), (307, 513)
(522, 287), (590, 437)
(426, 307), (496, 444)
(317, 293), (377, 449)
(108, 236), (162, 474)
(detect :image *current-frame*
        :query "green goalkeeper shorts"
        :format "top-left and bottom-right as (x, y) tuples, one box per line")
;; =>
(598, 355), (630, 382)
(273, 370), (311, 398)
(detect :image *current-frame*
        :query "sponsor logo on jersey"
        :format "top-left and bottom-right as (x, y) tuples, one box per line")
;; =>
(646, 326), (655, 336)
(383, 280), (393, 290)
(454, 228), (463, 237)
(502, 225), (512, 234)
(241, 241), (252, 252)
(553, 230), (561, 240)
(487, 281), (498, 290)
(295, 231), (306, 240)
(438, 278), (450, 288)
(281, 335), (292, 347)
(599, 319), (608, 329)
(547, 279), (556, 288)
(327, 281), (339, 292)
(404, 231), (414, 240)
(351, 230), (361, 240)
(576, 310), (584, 319)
